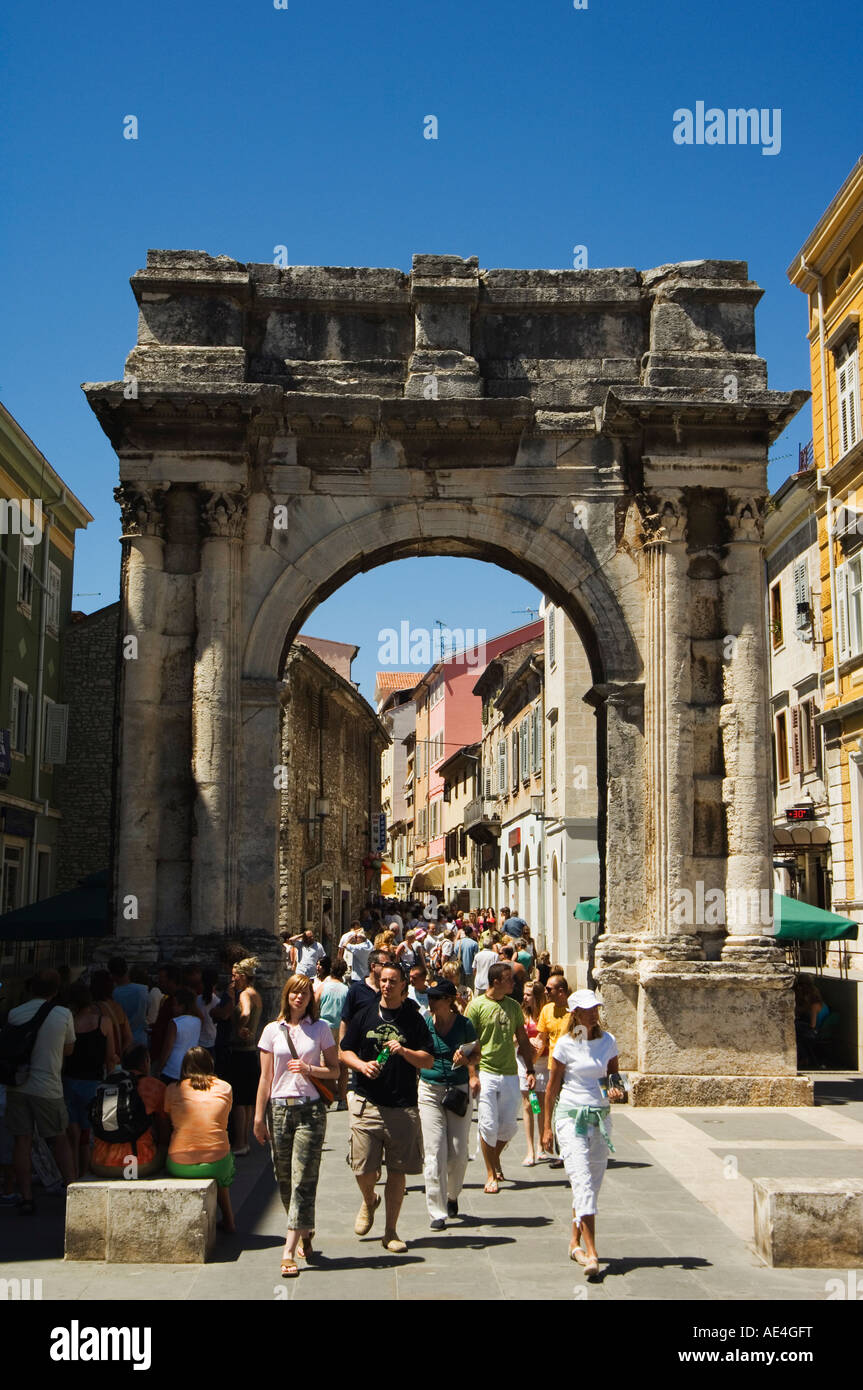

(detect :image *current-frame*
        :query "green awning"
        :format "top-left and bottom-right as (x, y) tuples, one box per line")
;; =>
(574, 897), (600, 922)
(773, 894), (858, 941)
(0, 870), (110, 942)
(572, 893), (858, 941)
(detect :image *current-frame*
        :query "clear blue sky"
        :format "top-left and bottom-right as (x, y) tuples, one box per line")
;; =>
(2, 0), (859, 697)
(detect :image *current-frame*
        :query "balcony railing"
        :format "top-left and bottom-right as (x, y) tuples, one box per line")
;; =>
(464, 795), (501, 841)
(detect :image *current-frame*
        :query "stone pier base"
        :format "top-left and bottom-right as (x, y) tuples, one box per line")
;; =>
(628, 1073), (813, 1107)
(595, 934), (812, 1106)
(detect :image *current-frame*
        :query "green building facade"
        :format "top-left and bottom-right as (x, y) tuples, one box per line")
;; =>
(0, 402), (93, 968)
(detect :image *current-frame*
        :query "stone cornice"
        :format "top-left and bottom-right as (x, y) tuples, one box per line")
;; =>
(84, 380), (807, 453)
(602, 386), (807, 445)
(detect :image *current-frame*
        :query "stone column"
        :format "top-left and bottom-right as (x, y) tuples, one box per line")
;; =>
(236, 677), (282, 935)
(642, 493), (700, 952)
(590, 679), (646, 1070)
(630, 492), (808, 1103)
(113, 483), (168, 939)
(720, 493), (779, 957)
(190, 487), (247, 934)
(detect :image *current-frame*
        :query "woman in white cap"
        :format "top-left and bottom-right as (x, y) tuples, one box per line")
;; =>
(542, 988), (624, 1277)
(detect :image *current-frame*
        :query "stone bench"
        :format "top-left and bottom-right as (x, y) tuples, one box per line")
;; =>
(65, 1178), (217, 1263)
(753, 1178), (863, 1267)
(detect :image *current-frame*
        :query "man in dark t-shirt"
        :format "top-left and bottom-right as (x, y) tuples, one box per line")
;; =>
(340, 964), (434, 1255)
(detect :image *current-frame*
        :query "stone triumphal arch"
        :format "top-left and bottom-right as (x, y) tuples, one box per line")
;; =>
(85, 250), (810, 1104)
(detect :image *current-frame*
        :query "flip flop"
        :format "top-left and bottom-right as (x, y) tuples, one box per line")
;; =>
(297, 1231), (314, 1259)
(483, 1179), (500, 1194)
(570, 1247), (589, 1265)
(521, 1156), (536, 1166)
(280, 1258), (299, 1278)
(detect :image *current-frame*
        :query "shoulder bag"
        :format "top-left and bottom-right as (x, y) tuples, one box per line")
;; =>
(284, 1023), (334, 1104)
(437, 1022), (469, 1117)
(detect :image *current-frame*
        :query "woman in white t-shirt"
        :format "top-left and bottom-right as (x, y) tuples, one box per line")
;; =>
(254, 974), (339, 1279)
(542, 989), (624, 1277)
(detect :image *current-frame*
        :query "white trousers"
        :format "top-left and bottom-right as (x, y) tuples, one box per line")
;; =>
(417, 1079), (472, 1221)
(555, 1111), (611, 1220)
(477, 1072), (521, 1147)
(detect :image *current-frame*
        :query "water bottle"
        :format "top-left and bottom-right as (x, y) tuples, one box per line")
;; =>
(529, 1089), (541, 1115)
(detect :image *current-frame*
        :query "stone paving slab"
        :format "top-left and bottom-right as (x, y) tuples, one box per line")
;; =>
(3, 1091), (862, 1300)
(714, 1147), (863, 1180)
(683, 1112), (837, 1142)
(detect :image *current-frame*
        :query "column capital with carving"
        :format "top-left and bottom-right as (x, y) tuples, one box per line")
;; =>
(726, 492), (767, 543)
(198, 486), (249, 541)
(639, 490), (687, 546)
(114, 482), (169, 539)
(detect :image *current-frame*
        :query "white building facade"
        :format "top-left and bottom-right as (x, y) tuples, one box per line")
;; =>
(541, 598), (600, 987)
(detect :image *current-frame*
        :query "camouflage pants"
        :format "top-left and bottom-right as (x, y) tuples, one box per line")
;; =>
(269, 1100), (327, 1232)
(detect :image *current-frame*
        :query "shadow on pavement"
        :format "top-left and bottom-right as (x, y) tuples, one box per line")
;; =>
(813, 1075), (863, 1106)
(599, 1254), (713, 1283)
(454, 1213), (554, 1229)
(207, 1230), (285, 1262)
(405, 1234), (516, 1251)
(297, 1253), (425, 1271)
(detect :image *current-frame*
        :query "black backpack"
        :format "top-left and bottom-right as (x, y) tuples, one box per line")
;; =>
(0, 1000), (59, 1087)
(88, 1069), (152, 1151)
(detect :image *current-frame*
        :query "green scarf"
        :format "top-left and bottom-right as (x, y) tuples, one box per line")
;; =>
(564, 1105), (615, 1152)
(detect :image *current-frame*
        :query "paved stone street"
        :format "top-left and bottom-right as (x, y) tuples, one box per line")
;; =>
(3, 1077), (861, 1302)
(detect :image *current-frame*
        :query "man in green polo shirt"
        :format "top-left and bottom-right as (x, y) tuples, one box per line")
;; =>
(466, 961), (536, 1194)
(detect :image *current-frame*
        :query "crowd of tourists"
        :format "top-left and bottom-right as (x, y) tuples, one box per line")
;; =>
(0, 904), (626, 1281)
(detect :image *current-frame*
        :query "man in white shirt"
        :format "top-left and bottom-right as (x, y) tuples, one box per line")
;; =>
(338, 922), (374, 982)
(473, 942), (500, 994)
(407, 964), (432, 1020)
(288, 930), (327, 978)
(5, 970), (76, 1211)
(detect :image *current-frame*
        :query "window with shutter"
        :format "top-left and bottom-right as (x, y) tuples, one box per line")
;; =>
(801, 699), (818, 773)
(550, 728), (557, 788)
(770, 583), (783, 649)
(520, 718), (529, 781)
(848, 556), (863, 658)
(11, 682), (25, 752)
(498, 739), (506, 794)
(18, 541), (35, 610)
(547, 606), (556, 667)
(793, 559), (811, 631)
(836, 561), (850, 661)
(511, 730), (519, 790)
(484, 762), (493, 798)
(837, 344), (861, 458)
(775, 711), (789, 783)
(47, 562), (61, 633)
(790, 706), (801, 775)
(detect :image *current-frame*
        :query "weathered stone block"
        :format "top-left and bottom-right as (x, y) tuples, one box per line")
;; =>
(637, 959), (800, 1078)
(65, 1179), (218, 1263)
(753, 1179), (863, 1267)
(630, 1073), (813, 1106)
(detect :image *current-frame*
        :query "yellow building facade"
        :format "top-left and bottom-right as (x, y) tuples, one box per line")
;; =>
(788, 156), (863, 988)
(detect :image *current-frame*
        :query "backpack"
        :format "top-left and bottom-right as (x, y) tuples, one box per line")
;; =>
(88, 1069), (151, 1152)
(0, 1000), (59, 1087)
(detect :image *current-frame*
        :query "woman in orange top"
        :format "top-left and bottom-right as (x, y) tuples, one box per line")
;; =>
(164, 1047), (236, 1233)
